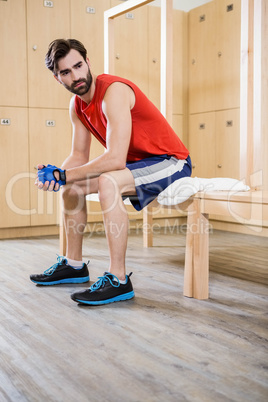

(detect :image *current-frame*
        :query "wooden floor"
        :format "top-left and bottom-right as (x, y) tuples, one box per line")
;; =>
(0, 229), (267, 402)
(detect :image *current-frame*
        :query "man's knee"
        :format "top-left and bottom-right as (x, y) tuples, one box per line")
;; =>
(98, 173), (119, 203)
(61, 183), (87, 217)
(62, 183), (82, 201)
(98, 170), (136, 201)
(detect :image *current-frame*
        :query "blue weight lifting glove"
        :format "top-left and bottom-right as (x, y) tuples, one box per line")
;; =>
(38, 164), (66, 189)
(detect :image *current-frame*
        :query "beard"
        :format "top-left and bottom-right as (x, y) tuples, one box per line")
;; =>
(63, 67), (93, 96)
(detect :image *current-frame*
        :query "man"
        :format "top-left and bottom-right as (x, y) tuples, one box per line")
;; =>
(30, 39), (191, 305)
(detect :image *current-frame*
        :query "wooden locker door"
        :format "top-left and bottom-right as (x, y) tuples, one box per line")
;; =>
(111, 0), (149, 97)
(70, 0), (111, 76)
(215, 0), (241, 110)
(26, 0), (71, 109)
(189, 112), (216, 178)
(148, 5), (161, 109)
(189, 1), (216, 114)
(29, 108), (72, 226)
(0, 0), (28, 107)
(172, 114), (185, 145)
(70, 0), (106, 167)
(215, 109), (240, 179)
(148, 7), (186, 114)
(0, 108), (30, 228)
(173, 9), (187, 116)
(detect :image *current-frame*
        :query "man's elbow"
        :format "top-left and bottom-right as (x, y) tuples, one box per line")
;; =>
(114, 159), (126, 171)
(109, 155), (126, 171)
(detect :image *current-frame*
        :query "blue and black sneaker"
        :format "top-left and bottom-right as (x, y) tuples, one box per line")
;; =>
(71, 272), (135, 305)
(30, 255), (90, 285)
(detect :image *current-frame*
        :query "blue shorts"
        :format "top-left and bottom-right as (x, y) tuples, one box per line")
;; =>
(126, 154), (192, 211)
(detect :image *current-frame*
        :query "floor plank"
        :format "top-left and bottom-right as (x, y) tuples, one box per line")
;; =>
(0, 229), (267, 402)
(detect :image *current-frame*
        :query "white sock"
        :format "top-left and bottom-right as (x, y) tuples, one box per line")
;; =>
(66, 257), (83, 269)
(119, 276), (127, 285)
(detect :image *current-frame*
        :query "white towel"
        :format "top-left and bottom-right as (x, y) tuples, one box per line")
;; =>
(157, 177), (250, 205)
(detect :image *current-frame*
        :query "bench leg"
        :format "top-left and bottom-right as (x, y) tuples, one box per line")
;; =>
(193, 211), (209, 299)
(184, 199), (196, 297)
(143, 205), (153, 247)
(184, 198), (209, 300)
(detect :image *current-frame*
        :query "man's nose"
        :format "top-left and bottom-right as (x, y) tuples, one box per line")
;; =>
(71, 70), (81, 82)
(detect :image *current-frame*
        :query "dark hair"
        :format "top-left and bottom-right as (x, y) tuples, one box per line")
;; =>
(45, 39), (87, 74)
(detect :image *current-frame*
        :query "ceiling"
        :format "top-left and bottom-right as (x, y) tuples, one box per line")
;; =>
(148, 0), (213, 12)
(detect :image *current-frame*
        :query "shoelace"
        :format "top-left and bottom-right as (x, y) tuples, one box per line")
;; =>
(44, 255), (66, 276)
(90, 273), (120, 291)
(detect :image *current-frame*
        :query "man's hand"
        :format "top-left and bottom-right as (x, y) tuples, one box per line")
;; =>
(35, 164), (66, 192)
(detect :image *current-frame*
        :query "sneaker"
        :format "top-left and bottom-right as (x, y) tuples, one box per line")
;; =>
(30, 255), (90, 285)
(71, 272), (135, 305)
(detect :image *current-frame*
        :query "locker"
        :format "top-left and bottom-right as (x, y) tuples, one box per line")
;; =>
(189, 1), (216, 114)
(0, 107), (30, 228)
(111, 0), (149, 96)
(28, 108), (72, 226)
(148, 7), (186, 114)
(0, 0), (28, 107)
(189, 112), (216, 178)
(215, 0), (241, 110)
(70, 0), (111, 76)
(215, 109), (240, 178)
(26, 0), (71, 108)
(189, 109), (240, 179)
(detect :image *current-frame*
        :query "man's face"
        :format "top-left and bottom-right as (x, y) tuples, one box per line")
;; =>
(56, 49), (92, 96)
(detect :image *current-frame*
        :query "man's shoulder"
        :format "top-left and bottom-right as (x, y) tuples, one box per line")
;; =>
(97, 74), (135, 87)
(96, 73), (114, 84)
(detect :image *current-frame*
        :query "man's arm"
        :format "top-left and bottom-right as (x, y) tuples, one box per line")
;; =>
(62, 95), (91, 169)
(65, 82), (134, 183)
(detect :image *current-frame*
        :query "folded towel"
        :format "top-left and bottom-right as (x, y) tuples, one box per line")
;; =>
(157, 177), (250, 205)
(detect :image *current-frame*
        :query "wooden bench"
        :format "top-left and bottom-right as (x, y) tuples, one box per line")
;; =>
(143, 190), (268, 299)
(60, 190), (268, 300)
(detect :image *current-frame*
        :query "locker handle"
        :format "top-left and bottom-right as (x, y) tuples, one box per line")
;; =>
(199, 123), (205, 130)
(217, 164), (222, 168)
(226, 120), (233, 127)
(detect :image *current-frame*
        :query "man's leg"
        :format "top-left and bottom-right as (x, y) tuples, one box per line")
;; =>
(30, 177), (99, 285)
(98, 168), (136, 280)
(70, 168), (136, 305)
(62, 178), (99, 261)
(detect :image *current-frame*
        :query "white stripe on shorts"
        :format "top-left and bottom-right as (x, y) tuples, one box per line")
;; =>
(134, 158), (187, 187)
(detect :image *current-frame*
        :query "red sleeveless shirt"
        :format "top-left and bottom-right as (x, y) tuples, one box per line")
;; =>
(75, 74), (189, 162)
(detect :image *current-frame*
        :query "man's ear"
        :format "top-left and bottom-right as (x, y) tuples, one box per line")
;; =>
(86, 57), (91, 68)
(53, 74), (61, 84)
